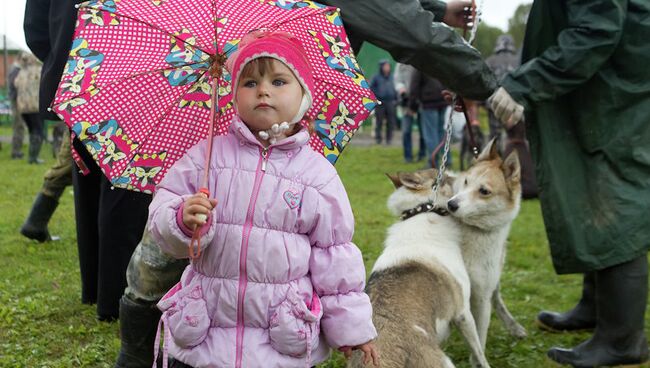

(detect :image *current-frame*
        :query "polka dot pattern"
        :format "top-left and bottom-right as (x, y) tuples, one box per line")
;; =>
(53, 0), (377, 193)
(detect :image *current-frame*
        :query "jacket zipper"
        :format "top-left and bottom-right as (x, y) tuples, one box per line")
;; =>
(235, 146), (270, 368)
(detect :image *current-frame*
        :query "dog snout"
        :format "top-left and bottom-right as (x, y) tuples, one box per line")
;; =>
(447, 199), (459, 212)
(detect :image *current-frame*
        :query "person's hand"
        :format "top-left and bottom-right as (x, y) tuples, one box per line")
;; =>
(488, 87), (524, 129)
(339, 341), (380, 367)
(443, 0), (475, 29)
(182, 192), (218, 229)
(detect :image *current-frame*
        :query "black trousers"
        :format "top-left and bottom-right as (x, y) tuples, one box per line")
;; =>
(71, 138), (152, 318)
(21, 113), (44, 139)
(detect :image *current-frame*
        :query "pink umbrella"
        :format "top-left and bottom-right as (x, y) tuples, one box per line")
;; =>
(52, 0), (377, 194)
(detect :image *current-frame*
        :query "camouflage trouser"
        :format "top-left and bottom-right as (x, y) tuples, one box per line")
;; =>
(124, 228), (188, 304)
(42, 129), (74, 199)
(11, 103), (25, 156)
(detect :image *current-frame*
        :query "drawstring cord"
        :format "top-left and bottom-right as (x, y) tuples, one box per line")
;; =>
(152, 318), (170, 368)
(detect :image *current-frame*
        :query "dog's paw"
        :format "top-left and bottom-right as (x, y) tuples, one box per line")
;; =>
(506, 321), (528, 339)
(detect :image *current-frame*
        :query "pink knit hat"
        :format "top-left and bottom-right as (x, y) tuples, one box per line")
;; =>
(226, 30), (314, 119)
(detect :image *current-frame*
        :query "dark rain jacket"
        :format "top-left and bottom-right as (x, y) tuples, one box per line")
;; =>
(370, 61), (398, 102)
(501, 0), (650, 274)
(24, 0), (81, 120)
(321, 0), (497, 100)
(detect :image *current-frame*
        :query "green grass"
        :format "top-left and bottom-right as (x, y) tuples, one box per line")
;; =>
(0, 131), (646, 367)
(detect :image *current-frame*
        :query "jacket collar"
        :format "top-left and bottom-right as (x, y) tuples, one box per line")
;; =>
(230, 116), (310, 151)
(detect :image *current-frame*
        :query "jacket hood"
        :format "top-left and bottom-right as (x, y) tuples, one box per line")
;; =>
(378, 59), (391, 76)
(494, 34), (516, 53)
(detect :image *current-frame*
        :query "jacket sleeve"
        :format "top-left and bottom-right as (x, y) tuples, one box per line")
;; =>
(308, 175), (377, 348)
(323, 0), (497, 100)
(148, 146), (216, 259)
(501, 0), (626, 110)
(24, 0), (52, 62)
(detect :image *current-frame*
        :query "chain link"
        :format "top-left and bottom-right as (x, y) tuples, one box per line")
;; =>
(431, 100), (456, 207)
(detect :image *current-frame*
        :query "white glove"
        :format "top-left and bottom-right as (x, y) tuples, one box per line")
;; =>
(489, 87), (524, 129)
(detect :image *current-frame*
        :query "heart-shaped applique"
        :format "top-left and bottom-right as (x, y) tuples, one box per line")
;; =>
(283, 190), (301, 209)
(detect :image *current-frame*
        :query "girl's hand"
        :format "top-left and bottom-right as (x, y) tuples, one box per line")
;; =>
(339, 341), (380, 367)
(182, 192), (218, 229)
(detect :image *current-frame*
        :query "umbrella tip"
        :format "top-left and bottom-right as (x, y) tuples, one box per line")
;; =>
(47, 107), (52, 112)
(74, 3), (80, 8)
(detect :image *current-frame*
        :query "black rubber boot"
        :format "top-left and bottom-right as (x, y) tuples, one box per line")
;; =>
(114, 295), (162, 368)
(20, 193), (59, 242)
(537, 272), (596, 332)
(547, 256), (650, 367)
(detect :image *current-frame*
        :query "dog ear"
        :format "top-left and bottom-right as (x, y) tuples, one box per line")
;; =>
(385, 173), (403, 188)
(477, 138), (499, 162)
(398, 172), (424, 190)
(417, 168), (438, 181)
(502, 150), (521, 185)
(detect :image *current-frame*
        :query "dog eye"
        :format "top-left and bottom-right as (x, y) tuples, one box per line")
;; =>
(479, 187), (491, 196)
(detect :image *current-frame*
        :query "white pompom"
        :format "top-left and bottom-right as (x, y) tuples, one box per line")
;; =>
(259, 131), (269, 139)
(271, 124), (280, 134)
(280, 122), (289, 131)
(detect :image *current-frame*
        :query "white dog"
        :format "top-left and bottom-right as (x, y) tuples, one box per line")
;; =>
(348, 169), (490, 368)
(447, 139), (526, 353)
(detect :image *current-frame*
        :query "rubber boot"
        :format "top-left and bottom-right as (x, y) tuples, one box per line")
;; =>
(20, 193), (59, 242)
(114, 295), (162, 368)
(547, 256), (650, 367)
(537, 272), (596, 332)
(28, 135), (44, 164)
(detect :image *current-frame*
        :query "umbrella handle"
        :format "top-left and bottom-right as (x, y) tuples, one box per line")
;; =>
(189, 188), (211, 259)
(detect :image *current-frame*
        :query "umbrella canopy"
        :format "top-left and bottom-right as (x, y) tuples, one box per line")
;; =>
(52, 0), (377, 193)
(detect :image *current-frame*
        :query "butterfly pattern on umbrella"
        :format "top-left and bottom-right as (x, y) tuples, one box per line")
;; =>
(53, 0), (377, 194)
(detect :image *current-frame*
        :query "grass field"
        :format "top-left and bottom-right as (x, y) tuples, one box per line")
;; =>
(0, 127), (645, 367)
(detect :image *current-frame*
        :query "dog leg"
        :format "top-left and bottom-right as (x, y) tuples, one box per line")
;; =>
(454, 309), (491, 368)
(492, 286), (527, 338)
(442, 355), (457, 368)
(470, 293), (492, 350)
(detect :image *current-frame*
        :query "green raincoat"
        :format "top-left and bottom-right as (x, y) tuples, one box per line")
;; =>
(322, 0), (497, 100)
(501, 0), (650, 274)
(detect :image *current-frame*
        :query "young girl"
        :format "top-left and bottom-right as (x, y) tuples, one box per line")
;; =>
(149, 31), (378, 368)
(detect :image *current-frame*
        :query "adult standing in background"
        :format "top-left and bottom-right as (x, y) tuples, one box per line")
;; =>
(8, 61), (26, 160)
(370, 60), (398, 145)
(14, 52), (44, 165)
(491, 0), (650, 365)
(409, 69), (449, 168)
(394, 62), (425, 163)
(24, 0), (152, 321)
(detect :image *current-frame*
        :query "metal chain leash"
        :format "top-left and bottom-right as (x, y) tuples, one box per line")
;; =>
(431, 0), (484, 205)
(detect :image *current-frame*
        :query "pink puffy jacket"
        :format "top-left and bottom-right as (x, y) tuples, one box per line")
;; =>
(149, 117), (376, 368)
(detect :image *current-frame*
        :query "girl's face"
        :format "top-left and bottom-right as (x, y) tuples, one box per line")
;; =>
(236, 59), (304, 134)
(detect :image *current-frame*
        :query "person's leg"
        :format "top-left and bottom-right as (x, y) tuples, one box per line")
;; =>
(385, 101), (397, 145)
(537, 273), (596, 332)
(415, 112), (426, 161)
(96, 178), (152, 321)
(72, 138), (101, 305)
(21, 130), (73, 242)
(548, 256), (649, 366)
(374, 105), (386, 144)
(419, 108), (437, 168)
(22, 113), (44, 164)
(401, 112), (414, 161)
(51, 121), (66, 158)
(11, 103), (25, 159)
(115, 230), (188, 368)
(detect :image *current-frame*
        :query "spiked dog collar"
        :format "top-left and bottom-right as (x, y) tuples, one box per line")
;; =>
(400, 201), (449, 221)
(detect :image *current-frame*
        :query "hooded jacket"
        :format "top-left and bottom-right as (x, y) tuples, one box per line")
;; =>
(369, 60), (397, 102)
(149, 118), (376, 368)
